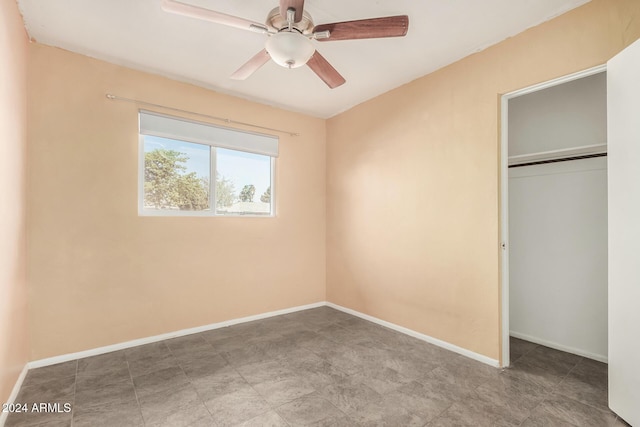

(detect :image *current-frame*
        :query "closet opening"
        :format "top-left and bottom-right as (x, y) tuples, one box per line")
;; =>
(500, 65), (608, 367)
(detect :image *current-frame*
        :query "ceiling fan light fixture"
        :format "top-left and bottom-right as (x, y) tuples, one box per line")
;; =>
(266, 31), (315, 69)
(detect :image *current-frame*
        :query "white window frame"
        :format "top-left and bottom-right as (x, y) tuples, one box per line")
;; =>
(138, 110), (277, 217)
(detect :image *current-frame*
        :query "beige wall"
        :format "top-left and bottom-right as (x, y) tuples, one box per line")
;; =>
(27, 45), (326, 360)
(326, 0), (640, 362)
(19, 0), (640, 365)
(0, 0), (30, 403)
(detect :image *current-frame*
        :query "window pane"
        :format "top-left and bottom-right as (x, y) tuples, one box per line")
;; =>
(216, 148), (271, 215)
(143, 136), (211, 211)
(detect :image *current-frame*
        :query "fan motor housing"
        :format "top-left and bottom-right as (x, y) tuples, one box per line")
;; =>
(266, 7), (314, 34)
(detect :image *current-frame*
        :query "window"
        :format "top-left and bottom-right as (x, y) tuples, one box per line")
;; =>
(139, 111), (277, 216)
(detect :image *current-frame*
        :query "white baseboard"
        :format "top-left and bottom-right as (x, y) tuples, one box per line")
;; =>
(17, 299), (501, 399)
(28, 301), (325, 369)
(0, 364), (29, 426)
(509, 331), (608, 363)
(326, 302), (501, 368)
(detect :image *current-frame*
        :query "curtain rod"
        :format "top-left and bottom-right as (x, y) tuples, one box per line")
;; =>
(105, 93), (299, 137)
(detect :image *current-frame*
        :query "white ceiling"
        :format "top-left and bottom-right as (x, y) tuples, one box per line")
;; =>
(17, 0), (590, 118)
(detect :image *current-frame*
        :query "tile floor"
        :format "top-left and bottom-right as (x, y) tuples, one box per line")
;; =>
(4, 307), (629, 426)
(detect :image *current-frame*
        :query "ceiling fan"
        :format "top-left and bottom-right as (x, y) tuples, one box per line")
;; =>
(161, 0), (409, 89)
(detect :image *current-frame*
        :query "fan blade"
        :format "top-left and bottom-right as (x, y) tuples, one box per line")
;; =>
(279, 0), (305, 23)
(314, 15), (409, 41)
(162, 0), (268, 33)
(306, 51), (345, 89)
(230, 49), (271, 80)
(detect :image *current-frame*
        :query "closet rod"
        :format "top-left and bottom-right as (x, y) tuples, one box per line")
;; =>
(105, 93), (299, 137)
(509, 152), (607, 168)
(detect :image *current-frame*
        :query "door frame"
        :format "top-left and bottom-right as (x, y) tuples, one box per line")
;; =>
(499, 64), (607, 367)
